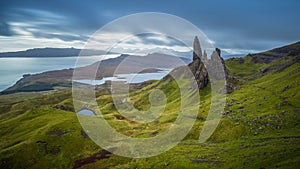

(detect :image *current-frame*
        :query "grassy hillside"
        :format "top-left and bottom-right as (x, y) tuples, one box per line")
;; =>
(0, 43), (300, 168)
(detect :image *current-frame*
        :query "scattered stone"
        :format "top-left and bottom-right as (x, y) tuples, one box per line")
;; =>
(47, 130), (68, 137)
(74, 148), (115, 169)
(114, 114), (125, 120)
(52, 104), (73, 112)
(151, 131), (159, 137)
(281, 84), (292, 92)
(221, 112), (227, 116)
(36, 140), (61, 155)
(197, 116), (205, 121)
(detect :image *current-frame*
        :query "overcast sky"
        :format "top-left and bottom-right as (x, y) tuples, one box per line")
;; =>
(0, 0), (299, 55)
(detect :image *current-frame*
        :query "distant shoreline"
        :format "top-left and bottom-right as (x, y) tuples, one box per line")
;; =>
(0, 47), (116, 58)
(0, 55), (99, 58)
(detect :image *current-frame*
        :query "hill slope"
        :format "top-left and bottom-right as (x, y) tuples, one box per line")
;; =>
(0, 48), (108, 57)
(0, 42), (299, 168)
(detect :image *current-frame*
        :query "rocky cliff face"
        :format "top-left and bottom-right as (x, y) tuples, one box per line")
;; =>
(189, 36), (228, 89)
(208, 47), (229, 80)
(189, 36), (209, 89)
(193, 36), (203, 61)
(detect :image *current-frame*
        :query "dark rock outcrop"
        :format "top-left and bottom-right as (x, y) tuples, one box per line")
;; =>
(189, 36), (228, 90)
(73, 149), (115, 169)
(189, 36), (209, 89)
(193, 36), (202, 60)
(207, 48), (229, 80)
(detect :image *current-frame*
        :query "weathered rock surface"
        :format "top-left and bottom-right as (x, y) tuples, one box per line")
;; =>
(189, 36), (228, 90)
(189, 36), (209, 89)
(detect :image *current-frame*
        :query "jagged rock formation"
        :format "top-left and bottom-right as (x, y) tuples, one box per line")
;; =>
(189, 36), (209, 89)
(193, 36), (202, 60)
(189, 36), (229, 90)
(207, 48), (229, 80)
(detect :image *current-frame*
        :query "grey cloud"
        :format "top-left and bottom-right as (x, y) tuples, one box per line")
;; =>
(116, 33), (188, 48)
(136, 33), (187, 47)
(0, 22), (15, 36)
(4, 8), (88, 42)
(1, 0), (300, 53)
(31, 32), (88, 42)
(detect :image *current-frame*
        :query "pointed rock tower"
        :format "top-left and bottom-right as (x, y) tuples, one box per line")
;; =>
(208, 48), (228, 80)
(189, 36), (209, 89)
(203, 50), (208, 62)
(193, 36), (202, 61)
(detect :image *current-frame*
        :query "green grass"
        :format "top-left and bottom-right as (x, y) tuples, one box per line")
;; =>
(0, 55), (299, 168)
(225, 56), (267, 79)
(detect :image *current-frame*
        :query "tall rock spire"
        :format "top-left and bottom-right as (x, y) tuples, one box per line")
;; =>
(189, 37), (229, 91)
(203, 50), (208, 62)
(193, 36), (202, 61)
(208, 48), (228, 80)
(189, 36), (209, 89)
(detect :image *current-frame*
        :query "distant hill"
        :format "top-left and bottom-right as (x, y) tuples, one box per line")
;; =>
(222, 54), (246, 60)
(0, 47), (110, 57)
(247, 41), (300, 63)
(0, 53), (191, 94)
(0, 47), (193, 58)
(225, 41), (300, 81)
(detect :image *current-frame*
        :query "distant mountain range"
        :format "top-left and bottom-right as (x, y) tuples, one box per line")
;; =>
(111, 46), (193, 58)
(0, 47), (247, 59)
(0, 47), (193, 58)
(0, 47), (109, 57)
(1, 52), (191, 94)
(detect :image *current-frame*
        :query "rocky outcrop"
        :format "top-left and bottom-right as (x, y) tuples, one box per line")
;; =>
(207, 48), (229, 80)
(193, 36), (202, 61)
(189, 36), (228, 89)
(189, 36), (209, 89)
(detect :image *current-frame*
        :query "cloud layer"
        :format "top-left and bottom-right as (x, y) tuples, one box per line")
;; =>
(0, 0), (299, 55)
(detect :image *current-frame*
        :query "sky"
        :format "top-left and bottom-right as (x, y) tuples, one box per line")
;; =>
(0, 0), (299, 56)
